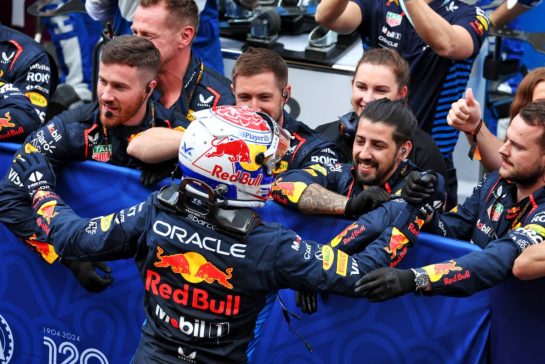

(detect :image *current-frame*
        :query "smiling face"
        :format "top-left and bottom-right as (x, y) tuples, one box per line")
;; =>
(352, 117), (407, 186)
(97, 62), (149, 128)
(351, 63), (407, 115)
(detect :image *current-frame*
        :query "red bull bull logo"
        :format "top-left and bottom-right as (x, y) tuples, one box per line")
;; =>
(154, 247), (234, 289)
(207, 137), (251, 163)
(384, 227), (410, 259)
(25, 236), (58, 264)
(269, 179), (307, 203)
(0, 112), (15, 131)
(330, 223), (360, 248)
(36, 200), (58, 223)
(423, 260), (464, 283)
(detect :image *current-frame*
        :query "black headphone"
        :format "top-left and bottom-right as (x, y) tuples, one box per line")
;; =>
(401, 147), (407, 156)
(282, 90), (288, 100)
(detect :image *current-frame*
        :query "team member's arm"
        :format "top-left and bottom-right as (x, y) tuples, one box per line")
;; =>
(314, 0), (362, 33)
(12, 152), (149, 260)
(357, 219), (544, 300)
(127, 127), (184, 163)
(490, 0), (541, 27)
(0, 51), (53, 140)
(447, 88), (503, 171)
(271, 164), (390, 217)
(512, 242), (545, 280)
(403, 0), (489, 59)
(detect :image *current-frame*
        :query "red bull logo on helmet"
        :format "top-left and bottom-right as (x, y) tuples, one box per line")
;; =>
(154, 247), (234, 289)
(207, 137), (251, 163)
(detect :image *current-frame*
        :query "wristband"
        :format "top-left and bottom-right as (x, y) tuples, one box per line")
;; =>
(466, 119), (483, 161)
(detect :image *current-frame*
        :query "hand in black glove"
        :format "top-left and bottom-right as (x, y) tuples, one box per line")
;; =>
(345, 186), (391, 218)
(354, 267), (415, 302)
(295, 290), (318, 314)
(139, 161), (176, 187)
(11, 152), (56, 197)
(62, 259), (113, 293)
(401, 171), (437, 206)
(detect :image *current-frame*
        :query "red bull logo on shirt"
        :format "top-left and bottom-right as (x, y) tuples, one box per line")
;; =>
(154, 247), (234, 289)
(423, 260), (464, 283)
(0, 112), (15, 130)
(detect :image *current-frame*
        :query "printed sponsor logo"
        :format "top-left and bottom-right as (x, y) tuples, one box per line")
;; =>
(47, 123), (62, 142)
(378, 35), (399, 48)
(386, 11), (402, 27)
(178, 347), (197, 363)
(26, 71), (51, 83)
(310, 155), (338, 167)
(207, 137), (251, 163)
(1, 51), (14, 64)
(445, 1), (458, 11)
(199, 94), (214, 105)
(476, 219), (494, 237)
(0, 314), (14, 363)
(30, 63), (51, 72)
(381, 26), (402, 39)
(31, 129), (57, 154)
(530, 212), (545, 224)
(330, 223), (360, 248)
(155, 247), (234, 289)
(25, 236), (58, 263)
(443, 270), (470, 285)
(146, 269), (240, 316)
(269, 178), (306, 203)
(423, 260), (463, 282)
(25, 84), (50, 95)
(154, 220), (246, 258)
(211, 165), (263, 187)
(336, 250), (349, 276)
(384, 227), (409, 259)
(25, 91), (48, 107)
(155, 304), (230, 339)
(303, 164), (328, 177)
(322, 245), (334, 270)
(92, 144), (112, 162)
(100, 214), (114, 232)
(0, 112), (15, 131)
(303, 243), (313, 260)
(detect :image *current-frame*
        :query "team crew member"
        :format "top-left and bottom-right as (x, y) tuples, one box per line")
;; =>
(128, 47), (339, 173)
(11, 106), (426, 363)
(316, 48), (447, 182)
(0, 24), (57, 141)
(130, 0), (234, 120)
(357, 101), (545, 300)
(315, 0), (490, 206)
(0, 35), (188, 292)
(271, 99), (422, 217)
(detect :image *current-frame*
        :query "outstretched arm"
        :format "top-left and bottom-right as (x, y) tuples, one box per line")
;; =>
(127, 127), (184, 163)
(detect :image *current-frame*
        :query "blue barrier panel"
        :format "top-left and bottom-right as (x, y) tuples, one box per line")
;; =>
(0, 142), (490, 363)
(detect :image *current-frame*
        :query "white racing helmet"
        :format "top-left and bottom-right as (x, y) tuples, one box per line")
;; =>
(178, 106), (290, 207)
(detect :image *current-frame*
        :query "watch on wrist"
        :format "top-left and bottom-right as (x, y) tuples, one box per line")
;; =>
(411, 268), (431, 292)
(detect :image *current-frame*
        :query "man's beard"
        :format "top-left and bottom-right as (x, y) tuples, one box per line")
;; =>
(500, 164), (543, 187)
(100, 93), (147, 128)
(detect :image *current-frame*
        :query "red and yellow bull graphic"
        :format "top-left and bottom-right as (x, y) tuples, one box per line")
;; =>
(25, 235), (58, 264)
(207, 137), (251, 163)
(384, 227), (410, 267)
(270, 178), (307, 204)
(36, 200), (58, 224)
(154, 247), (233, 289)
(0, 112), (15, 131)
(422, 260), (468, 284)
(329, 222), (364, 248)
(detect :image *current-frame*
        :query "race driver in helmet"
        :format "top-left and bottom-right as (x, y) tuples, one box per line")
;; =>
(10, 105), (437, 363)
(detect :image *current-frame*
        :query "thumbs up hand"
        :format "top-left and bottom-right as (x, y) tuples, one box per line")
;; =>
(446, 88), (482, 134)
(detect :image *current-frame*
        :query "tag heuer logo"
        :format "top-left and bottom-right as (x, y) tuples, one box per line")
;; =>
(386, 12), (402, 27)
(92, 144), (112, 162)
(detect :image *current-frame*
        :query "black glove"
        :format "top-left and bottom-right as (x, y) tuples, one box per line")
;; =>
(11, 152), (56, 197)
(401, 170), (437, 206)
(345, 186), (391, 218)
(138, 161), (176, 187)
(295, 290), (318, 314)
(354, 267), (415, 302)
(62, 259), (113, 293)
